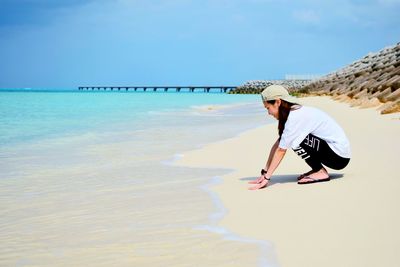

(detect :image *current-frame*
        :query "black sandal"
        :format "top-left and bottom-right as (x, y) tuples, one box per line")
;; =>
(297, 170), (314, 181)
(298, 176), (330, 184)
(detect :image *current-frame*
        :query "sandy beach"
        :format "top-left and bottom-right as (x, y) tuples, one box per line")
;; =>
(177, 96), (400, 267)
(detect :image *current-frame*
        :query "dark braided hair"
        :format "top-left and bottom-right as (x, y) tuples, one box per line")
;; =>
(267, 99), (299, 139)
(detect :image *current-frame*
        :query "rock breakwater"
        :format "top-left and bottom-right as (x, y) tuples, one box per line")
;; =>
(301, 43), (400, 114)
(229, 79), (312, 94)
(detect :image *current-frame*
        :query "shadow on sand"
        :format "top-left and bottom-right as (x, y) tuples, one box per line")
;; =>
(240, 173), (344, 187)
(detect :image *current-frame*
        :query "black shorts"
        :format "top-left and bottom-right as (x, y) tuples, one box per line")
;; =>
(293, 134), (350, 171)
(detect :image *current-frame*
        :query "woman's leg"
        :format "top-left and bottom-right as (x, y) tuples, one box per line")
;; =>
(294, 134), (350, 170)
(293, 135), (324, 172)
(293, 134), (350, 183)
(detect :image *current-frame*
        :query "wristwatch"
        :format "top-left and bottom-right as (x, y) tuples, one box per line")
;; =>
(261, 169), (267, 175)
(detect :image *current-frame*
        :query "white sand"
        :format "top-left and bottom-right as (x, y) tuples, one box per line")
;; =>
(177, 96), (400, 267)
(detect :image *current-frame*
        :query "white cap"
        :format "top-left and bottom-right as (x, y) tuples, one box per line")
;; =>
(261, 85), (298, 103)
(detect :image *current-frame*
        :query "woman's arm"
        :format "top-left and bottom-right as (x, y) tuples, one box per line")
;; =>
(249, 139), (287, 190)
(264, 139), (279, 171)
(264, 146), (286, 179)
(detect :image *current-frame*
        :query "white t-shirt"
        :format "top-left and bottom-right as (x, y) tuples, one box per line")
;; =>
(279, 106), (351, 158)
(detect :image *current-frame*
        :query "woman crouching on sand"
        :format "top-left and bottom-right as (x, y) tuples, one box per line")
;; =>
(249, 85), (351, 190)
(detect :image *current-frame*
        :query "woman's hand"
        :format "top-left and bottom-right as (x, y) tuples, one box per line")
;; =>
(248, 174), (270, 190)
(248, 169), (268, 184)
(248, 174), (266, 184)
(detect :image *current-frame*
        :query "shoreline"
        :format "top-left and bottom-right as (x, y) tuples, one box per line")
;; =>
(195, 175), (277, 267)
(177, 96), (400, 267)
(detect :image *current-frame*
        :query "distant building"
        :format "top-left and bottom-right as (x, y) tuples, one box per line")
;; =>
(285, 74), (321, 80)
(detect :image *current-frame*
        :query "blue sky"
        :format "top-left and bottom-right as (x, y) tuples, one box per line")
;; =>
(0, 0), (399, 88)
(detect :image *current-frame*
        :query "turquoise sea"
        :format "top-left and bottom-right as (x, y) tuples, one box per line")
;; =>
(0, 90), (275, 267)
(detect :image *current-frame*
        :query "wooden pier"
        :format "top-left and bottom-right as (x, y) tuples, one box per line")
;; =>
(78, 86), (237, 93)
